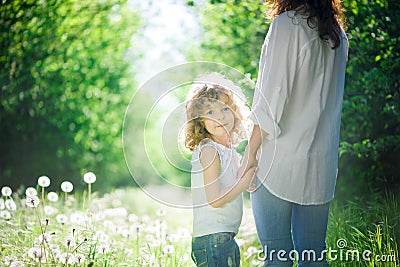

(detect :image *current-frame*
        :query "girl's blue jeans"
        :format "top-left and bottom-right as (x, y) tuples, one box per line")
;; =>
(191, 232), (240, 267)
(251, 184), (330, 267)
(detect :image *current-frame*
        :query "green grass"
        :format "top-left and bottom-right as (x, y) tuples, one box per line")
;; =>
(0, 187), (398, 266)
(327, 193), (399, 266)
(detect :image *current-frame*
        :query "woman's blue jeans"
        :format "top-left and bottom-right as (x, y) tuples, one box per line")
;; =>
(191, 232), (240, 267)
(251, 184), (330, 267)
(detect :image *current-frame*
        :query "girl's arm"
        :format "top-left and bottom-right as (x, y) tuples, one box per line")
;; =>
(200, 146), (256, 208)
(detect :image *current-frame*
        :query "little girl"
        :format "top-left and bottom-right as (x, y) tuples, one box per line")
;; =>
(185, 82), (256, 267)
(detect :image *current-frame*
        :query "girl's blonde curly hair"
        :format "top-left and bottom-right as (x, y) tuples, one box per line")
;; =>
(184, 84), (247, 151)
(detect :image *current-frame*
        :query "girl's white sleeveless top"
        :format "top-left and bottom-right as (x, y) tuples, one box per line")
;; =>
(191, 139), (243, 237)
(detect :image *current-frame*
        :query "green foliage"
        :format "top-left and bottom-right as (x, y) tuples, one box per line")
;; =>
(328, 193), (399, 266)
(2, 187), (398, 266)
(0, 0), (140, 191)
(338, 0), (400, 196)
(0, 187), (194, 266)
(186, 0), (268, 99)
(188, 0), (400, 197)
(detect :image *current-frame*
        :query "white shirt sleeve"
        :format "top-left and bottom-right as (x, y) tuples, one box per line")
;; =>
(250, 15), (297, 140)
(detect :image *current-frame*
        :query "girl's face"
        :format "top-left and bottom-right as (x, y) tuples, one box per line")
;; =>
(202, 99), (235, 140)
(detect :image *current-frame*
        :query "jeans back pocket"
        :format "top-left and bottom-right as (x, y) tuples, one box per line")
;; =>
(191, 248), (208, 266)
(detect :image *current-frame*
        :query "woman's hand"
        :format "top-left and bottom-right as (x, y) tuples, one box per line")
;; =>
(238, 145), (258, 178)
(242, 164), (258, 192)
(238, 146), (258, 192)
(238, 124), (265, 192)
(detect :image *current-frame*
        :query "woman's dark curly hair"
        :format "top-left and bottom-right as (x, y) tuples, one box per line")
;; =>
(265, 0), (346, 49)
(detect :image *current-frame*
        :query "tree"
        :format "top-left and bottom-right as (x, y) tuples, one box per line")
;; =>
(0, 0), (140, 191)
(337, 0), (400, 197)
(185, 0), (268, 100)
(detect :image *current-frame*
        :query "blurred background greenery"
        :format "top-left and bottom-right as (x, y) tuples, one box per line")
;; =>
(1, 0), (399, 201)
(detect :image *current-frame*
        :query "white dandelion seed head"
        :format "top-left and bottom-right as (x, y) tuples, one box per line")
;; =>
(3, 256), (14, 266)
(27, 246), (42, 261)
(130, 223), (143, 235)
(56, 214), (68, 224)
(103, 220), (118, 233)
(47, 192), (59, 202)
(82, 214), (93, 226)
(111, 199), (121, 207)
(149, 239), (161, 248)
(103, 207), (128, 217)
(177, 228), (190, 239)
(145, 225), (156, 234)
(145, 234), (155, 242)
(178, 253), (189, 262)
(25, 187), (37, 197)
(169, 233), (179, 243)
(38, 176), (50, 187)
(156, 209), (166, 216)
(0, 210), (12, 220)
(83, 171), (96, 184)
(121, 229), (130, 238)
(58, 253), (67, 264)
(141, 215), (151, 223)
(70, 211), (84, 225)
(44, 205), (57, 216)
(245, 246), (260, 257)
(33, 237), (40, 246)
(1, 186), (12, 197)
(60, 181), (73, 193)
(97, 243), (109, 254)
(26, 221), (35, 231)
(4, 256), (25, 267)
(94, 212), (105, 221)
(59, 253), (76, 265)
(0, 199), (5, 210)
(68, 254), (77, 265)
(42, 218), (50, 226)
(9, 260), (25, 267)
(235, 238), (246, 247)
(124, 248), (134, 256)
(49, 244), (60, 252)
(155, 220), (168, 234)
(128, 213), (138, 222)
(96, 230), (109, 243)
(5, 199), (17, 211)
(65, 195), (76, 206)
(163, 244), (175, 254)
(75, 253), (85, 264)
(64, 234), (75, 246)
(38, 233), (52, 243)
(148, 256), (157, 266)
(25, 196), (40, 208)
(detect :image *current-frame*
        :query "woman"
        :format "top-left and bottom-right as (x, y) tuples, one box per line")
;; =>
(239, 0), (348, 266)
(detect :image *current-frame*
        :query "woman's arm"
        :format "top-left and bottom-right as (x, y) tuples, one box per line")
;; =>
(238, 124), (265, 179)
(200, 146), (256, 208)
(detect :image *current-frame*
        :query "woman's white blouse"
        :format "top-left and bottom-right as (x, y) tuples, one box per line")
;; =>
(191, 139), (243, 237)
(250, 11), (349, 204)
